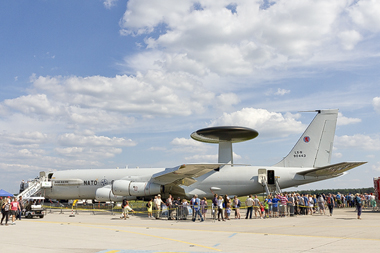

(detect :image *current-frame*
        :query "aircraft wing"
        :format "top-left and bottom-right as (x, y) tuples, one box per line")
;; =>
(151, 164), (221, 186)
(296, 162), (367, 177)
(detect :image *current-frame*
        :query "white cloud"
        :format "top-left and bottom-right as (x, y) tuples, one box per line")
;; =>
(57, 133), (136, 147)
(119, 0), (380, 77)
(373, 97), (380, 113)
(103, 0), (118, 9)
(338, 30), (363, 51)
(4, 94), (62, 116)
(274, 88), (290, 96)
(0, 131), (48, 145)
(349, 0), (380, 33)
(337, 112), (361, 126)
(335, 134), (380, 151)
(372, 162), (380, 172)
(209, 108), (305, 137)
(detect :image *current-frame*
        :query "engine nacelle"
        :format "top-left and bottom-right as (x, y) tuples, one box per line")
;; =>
(112, 180), (161, 197)
(95, 186), (125, 202)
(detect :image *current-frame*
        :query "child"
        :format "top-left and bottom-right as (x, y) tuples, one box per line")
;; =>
(226, 202), (231, 220)
(264, 199), (269, 218)
(259, 203), (264, 219)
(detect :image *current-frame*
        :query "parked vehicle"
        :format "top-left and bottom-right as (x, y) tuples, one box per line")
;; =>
(24, 197), (45, 218)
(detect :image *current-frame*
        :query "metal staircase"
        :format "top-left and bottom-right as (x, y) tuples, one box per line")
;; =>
(260, 175), (282, 196)
(18, 172), (52, 199)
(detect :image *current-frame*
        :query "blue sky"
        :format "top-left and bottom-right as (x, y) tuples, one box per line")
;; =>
(1, 0), (380, 193)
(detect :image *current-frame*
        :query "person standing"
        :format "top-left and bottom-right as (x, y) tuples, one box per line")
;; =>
(212, 194), (218, 220)
(200, 197), (208, 220)
(217, 196), (225, 221)
(19, 180), (25, 193)
(245, 195), (254, 219)
(1, 198), (10, 226)
(154, 194), (163, 219)
(17, 196), (24, 220)
(327, 193), (335, 216)
(147, 199), (153, 218)
(355, 193), (363, 219)
(317, 194), (326, 215)
(253, 195), (260, 218)
(166, 195), (173, 220)
(10, 197), (20, 225)
(233, 196), (241, 219)
(173, 197), (181, 220)
(192, 194), (204, 222)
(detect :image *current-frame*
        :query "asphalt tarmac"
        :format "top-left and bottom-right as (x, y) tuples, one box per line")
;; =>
(1, 208), (379, 253)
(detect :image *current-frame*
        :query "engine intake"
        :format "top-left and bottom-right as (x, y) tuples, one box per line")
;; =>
(95, 186), (125, 202)
(111, 180), (161, 196)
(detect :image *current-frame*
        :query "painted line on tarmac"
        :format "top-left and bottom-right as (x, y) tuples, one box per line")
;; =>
(97, 251), (209, 253)
(228, 233), (237, 238)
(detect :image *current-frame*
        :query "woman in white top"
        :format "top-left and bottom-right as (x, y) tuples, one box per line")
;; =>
(308, 195), (314, 215)
(217, 196), (225, 221)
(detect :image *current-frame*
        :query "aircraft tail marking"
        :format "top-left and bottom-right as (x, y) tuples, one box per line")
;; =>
(274, 109), (338, 168)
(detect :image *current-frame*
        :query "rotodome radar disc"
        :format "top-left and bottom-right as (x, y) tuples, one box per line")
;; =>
(190, 126), (259, 143)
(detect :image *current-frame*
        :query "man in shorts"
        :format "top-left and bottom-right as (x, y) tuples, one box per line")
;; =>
(10, 197), (20, 225)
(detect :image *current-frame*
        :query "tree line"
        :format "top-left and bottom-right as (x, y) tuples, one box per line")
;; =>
(288, 187), (374, 196)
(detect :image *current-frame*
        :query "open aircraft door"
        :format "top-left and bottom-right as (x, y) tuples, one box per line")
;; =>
(258, 169), (267, 184)
(267, 170), (275, 185)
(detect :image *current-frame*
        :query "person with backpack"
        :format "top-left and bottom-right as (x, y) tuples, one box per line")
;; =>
(1, 197), (10, 226)
(355, 193), (363, 219)
(326, 193), (335, 216)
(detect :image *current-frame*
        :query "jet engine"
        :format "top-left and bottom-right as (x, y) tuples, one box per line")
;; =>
(95, 185), (125, 202)
(112, 180), (161, 197)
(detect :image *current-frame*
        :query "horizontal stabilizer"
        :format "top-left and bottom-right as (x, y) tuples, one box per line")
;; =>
(151, 164), (221, 186)
(296, 162), (367, 177)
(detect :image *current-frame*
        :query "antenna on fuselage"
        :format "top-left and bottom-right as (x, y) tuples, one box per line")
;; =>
(190, 126), (259, 164)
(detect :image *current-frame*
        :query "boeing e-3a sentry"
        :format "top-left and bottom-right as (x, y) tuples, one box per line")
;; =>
(29, 109), (365, 201)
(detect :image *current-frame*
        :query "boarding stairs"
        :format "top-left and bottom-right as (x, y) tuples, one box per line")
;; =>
(259, 175), (282, 196)
(18, 174), (52, 199)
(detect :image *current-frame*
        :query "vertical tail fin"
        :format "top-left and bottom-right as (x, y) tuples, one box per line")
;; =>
(273, 109), (338, 168)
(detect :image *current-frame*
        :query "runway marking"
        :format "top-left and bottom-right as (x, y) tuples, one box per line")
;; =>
(228, 233), (237, 238)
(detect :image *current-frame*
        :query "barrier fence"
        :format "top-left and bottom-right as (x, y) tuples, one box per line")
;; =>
(40, 196), (378, 219)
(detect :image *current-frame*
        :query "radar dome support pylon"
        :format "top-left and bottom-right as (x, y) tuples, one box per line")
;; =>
(190, 126), (259, 164)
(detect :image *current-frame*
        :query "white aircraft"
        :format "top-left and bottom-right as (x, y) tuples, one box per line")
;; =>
(37, 109), (365, 201)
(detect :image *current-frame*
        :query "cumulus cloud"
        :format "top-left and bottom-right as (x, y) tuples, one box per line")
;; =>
(119, 0), (380, 77)
(209, 108), (305, 137)
(337, 112), (361, 126)
(335, 134), (380, 151)
(0, 131), (48, 145)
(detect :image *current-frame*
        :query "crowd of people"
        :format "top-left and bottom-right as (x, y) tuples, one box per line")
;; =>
(0, 196), (23, 226)
(139, 192), (376, 221)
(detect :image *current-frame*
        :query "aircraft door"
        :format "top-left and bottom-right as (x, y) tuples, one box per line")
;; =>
(258, 169), (267, 184)
(267, 170), (275, 185)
